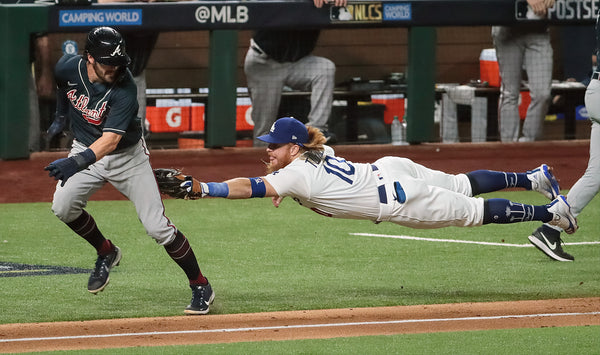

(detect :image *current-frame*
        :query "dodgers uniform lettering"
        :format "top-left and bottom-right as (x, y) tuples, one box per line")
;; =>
(323, 156), (355, 184)
(264, 149), (380, 221)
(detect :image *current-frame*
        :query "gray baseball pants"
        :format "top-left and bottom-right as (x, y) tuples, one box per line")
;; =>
(492, 26), (553, 142)
(568, 78), (600, 216)
(244, 42), (335, 146)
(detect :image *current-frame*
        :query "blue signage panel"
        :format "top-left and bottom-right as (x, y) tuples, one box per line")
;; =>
(58, 9), (142, 27)
(383, 3), (411, 21)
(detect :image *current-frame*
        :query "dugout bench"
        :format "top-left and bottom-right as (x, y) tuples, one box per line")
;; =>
(145, 84), (407, 146)
(2, 0), (596, 159)
(438, 82), (587, 142)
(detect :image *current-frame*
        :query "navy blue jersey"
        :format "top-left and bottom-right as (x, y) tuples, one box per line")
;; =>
(54, 54), (142, 150)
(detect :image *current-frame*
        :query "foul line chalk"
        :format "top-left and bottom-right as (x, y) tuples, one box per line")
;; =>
(350, 233), (600, 247)
(2, 311), (599, 343)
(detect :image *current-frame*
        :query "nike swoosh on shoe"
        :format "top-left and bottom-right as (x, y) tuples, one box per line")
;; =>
(540, 232), (557, 250)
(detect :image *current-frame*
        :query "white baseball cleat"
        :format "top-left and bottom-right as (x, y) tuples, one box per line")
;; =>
(547, 195), (578, 234)
(528, 164), (561, 200)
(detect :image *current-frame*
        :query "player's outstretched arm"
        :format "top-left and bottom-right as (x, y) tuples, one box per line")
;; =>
(220, 177), (278, 199)
(154, 169), (278, 200)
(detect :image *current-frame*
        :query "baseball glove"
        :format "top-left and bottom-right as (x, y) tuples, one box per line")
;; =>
(153, 168), (204, 200)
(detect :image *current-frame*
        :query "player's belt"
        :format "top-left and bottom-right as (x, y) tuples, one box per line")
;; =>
(108, 143), (135, 155)
(592, 72), (600, 80)
(371, 164), (387, 204)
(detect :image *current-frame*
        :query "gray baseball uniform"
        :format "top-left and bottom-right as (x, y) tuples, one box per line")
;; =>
(569, 76), (600, 216)
(492, 25), (553, 142)
(45, 27), (212, 313)
(50, 54), (175, 245)
(244, 30), (335, 146)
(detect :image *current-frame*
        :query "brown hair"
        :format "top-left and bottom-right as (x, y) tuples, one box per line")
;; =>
(300, 126), (327, 152)
(263, 126), (327, 174)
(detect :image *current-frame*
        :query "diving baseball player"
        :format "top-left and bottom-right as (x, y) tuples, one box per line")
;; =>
(44, 27), (214, 315)
(157, 117), (577, 234)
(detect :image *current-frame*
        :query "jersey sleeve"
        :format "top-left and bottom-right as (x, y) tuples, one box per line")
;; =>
(103, 81), (139, 135)
(53, 54), (72, 89)
(53, 55), (76, 116)
(264, 164), (310, 198)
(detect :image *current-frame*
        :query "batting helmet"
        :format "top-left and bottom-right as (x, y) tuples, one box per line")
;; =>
(85, 27), (131, 67)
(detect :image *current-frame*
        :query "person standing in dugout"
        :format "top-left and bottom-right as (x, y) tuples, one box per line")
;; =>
(43, 26), (214, 315)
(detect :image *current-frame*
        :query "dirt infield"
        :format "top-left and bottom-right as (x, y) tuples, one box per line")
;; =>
(0, 140), (596, 352)
(0, 298), (599, 353)
(0, 140), (592, 203)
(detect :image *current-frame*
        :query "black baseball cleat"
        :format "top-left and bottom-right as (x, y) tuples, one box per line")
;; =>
(528, 225), (574, 262)
(185, 282), (215, 315)
(88, 246), (122, 294)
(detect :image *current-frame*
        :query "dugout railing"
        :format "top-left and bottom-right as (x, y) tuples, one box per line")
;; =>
(1, 0), (595, 159)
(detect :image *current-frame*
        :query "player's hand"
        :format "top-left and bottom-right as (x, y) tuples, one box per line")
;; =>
(180, 179), (209, 198)
(527, 0), (548, 16)
(313, 0), (347, 8)
(44, 148), (96, 187)
(543, 0), (555, 8)
(44, 157), (80, 186)
(271, 196), (284, 207)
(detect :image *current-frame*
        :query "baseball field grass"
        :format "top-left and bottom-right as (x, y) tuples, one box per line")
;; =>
(10, 326), (600, 354)
(1, 191), (599, 353)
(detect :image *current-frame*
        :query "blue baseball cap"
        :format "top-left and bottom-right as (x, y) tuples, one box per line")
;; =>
(257, 117), (308, 146)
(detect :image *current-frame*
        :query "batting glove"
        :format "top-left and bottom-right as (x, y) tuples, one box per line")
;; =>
(44, 148), (96, 186)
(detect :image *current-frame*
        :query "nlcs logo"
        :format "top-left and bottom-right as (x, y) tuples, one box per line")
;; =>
(330, 3), (383, 23)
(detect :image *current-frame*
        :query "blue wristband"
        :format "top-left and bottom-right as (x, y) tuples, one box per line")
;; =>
(249, 177), (266, 198)
(206, 182), (229, 197)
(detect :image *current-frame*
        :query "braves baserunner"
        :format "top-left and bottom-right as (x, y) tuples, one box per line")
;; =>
(44, 27), (214, 315)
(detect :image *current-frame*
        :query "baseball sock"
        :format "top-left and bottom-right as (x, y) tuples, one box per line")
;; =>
(164, 230), (208, 286)
(467, 170), (530, 196)
(482, 199), (552, 224)
(66, 210), (113, 256)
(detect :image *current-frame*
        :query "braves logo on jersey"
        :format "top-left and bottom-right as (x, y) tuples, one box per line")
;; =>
(66, 89), (108, 125)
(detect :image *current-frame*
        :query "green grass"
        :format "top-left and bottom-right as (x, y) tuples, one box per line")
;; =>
(22, 326), (600, 355)
(1, 191), (599, 353)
